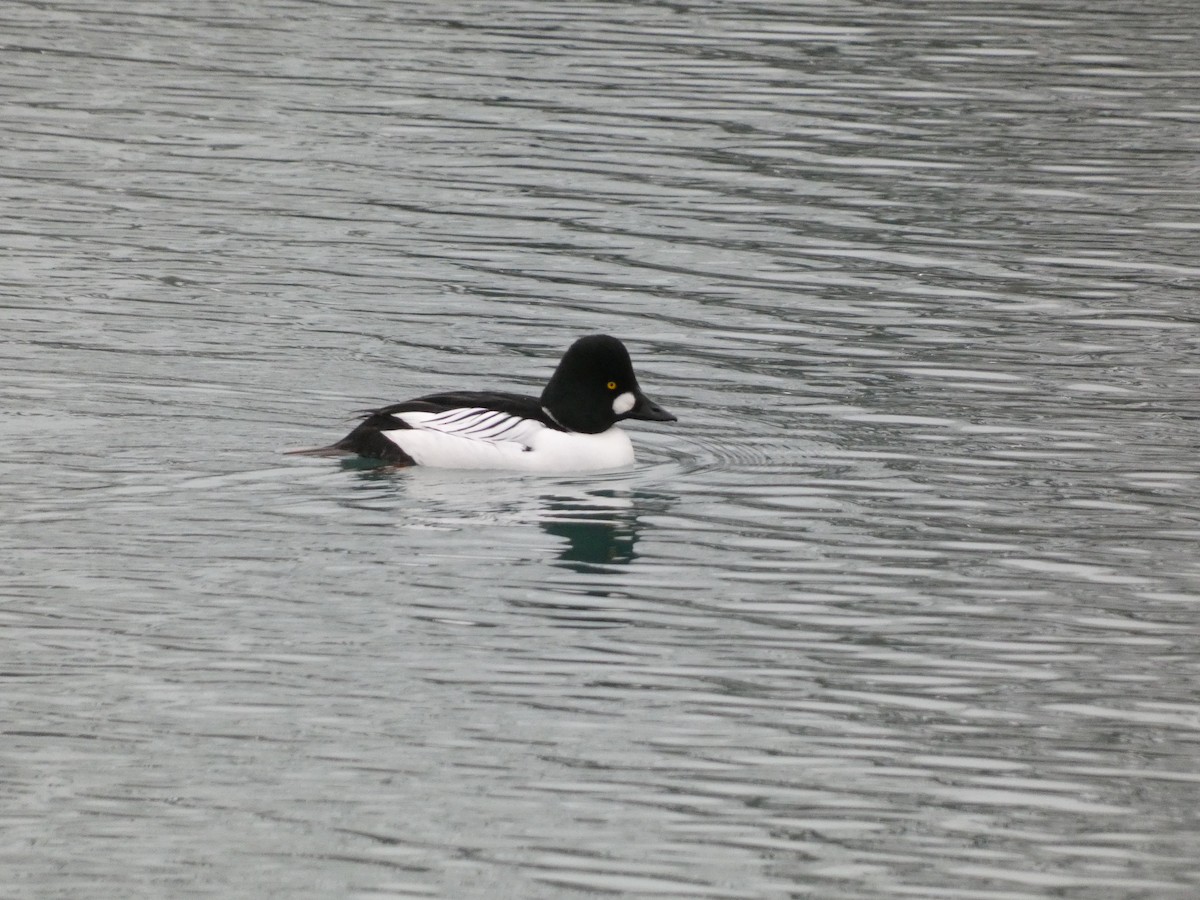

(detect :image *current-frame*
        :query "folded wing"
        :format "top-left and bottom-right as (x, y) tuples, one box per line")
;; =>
(394, 407), (547, 446)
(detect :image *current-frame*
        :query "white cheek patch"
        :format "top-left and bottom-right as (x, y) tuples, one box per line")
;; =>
(612, 391), (636, 415)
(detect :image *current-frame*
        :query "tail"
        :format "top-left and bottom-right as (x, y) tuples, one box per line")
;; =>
(285, 414), (416, 466)
(283, 444), (352, 458)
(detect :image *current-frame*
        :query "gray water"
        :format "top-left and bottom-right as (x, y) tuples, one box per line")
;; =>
(4, 1), (1200, 897)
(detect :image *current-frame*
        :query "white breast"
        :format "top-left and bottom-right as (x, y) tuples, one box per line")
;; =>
(381, 408), (636, 472)
(522, 426), (635, 472)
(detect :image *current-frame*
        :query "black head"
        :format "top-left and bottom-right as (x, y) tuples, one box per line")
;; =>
(539, 334), (677, 434)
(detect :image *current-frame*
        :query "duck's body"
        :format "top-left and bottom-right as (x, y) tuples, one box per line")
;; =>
(296, 335), (675, 472)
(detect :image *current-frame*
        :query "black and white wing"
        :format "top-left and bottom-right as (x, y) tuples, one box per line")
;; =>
(396, 406), (547, 446)
(300, 391), (559, 467)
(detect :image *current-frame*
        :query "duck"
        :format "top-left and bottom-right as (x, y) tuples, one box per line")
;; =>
(292, 334), (676, 472)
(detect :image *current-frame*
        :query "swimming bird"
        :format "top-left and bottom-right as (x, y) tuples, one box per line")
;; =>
(293, 334), (676, 471)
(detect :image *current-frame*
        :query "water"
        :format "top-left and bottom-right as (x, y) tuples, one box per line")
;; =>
(4, 1), (1200, 897)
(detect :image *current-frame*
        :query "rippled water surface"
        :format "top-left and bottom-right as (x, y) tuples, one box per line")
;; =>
(4, 1), (1200, 897)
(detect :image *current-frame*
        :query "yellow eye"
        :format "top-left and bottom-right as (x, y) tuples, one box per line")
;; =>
(607, 381), (617, 390)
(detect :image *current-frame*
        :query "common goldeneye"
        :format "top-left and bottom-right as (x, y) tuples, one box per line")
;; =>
(294, 334), (676, 472)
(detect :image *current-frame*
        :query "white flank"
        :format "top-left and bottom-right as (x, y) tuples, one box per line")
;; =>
(382, 407), (635, 472)
(612, 391), (636, 415)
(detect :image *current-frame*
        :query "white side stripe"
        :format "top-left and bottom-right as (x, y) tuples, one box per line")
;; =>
(396, 407), (547, 446)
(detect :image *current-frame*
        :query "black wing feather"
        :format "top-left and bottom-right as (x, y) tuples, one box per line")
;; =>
(370, 391), (557, 427)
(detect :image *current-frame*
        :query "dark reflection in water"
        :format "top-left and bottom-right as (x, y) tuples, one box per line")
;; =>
(348, 466), (658, 568)
(541, 491), (639, 569)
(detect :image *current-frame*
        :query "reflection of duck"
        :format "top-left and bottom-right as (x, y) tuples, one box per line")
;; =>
(540, 491), (639, 569)
(292, 335), (675, 472)
(342, 468), (665, 572)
